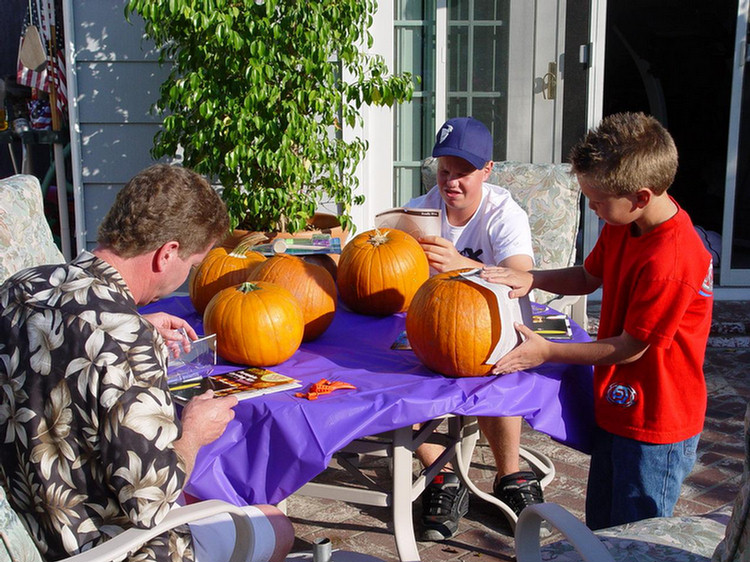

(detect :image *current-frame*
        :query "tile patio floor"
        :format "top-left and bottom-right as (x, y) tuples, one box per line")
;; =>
(284, 301), (750, 561)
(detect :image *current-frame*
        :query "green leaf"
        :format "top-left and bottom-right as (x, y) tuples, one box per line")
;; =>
(127, 0), (414, 232)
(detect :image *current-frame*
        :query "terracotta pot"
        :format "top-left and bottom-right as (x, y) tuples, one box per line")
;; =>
(220, 213), (348, 254)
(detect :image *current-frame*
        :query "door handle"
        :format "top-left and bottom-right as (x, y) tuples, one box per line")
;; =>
(542, 61), (557, 100)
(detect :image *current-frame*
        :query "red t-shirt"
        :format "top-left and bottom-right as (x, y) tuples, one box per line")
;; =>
(584, 202), (713, 444)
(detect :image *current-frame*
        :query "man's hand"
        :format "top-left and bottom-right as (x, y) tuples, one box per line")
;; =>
(418, 235), (477, 272)
(490, 323), (550, 374)
(181, 391), (238, 445)
(143, 312), (198, 357)
(174, 391), (238, 476)
(480, 266), (534, 298)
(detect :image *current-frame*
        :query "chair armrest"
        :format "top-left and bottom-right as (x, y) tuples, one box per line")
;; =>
(515, 503), (615, 562)
(64, 500), (253, 562)
(546, 294), (588, 332)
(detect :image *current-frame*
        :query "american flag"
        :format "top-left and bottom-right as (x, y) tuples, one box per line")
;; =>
(17, 0), (68, 125)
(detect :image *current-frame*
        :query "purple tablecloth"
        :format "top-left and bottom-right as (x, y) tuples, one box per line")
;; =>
(141, 296), (594, 505)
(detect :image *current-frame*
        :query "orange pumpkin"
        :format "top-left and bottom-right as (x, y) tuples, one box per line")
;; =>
(301, 253), (338, 281)
(189, 233), (266, 314)
(405, 271), (502, 377)
(203, 281), (304, 367)
(247, 254), (337, 341)
(336, 228), (429, 316)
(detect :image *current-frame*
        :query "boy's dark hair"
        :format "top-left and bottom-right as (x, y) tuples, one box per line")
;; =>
(98, 164), (229, 258)
(569, 112), (678, 196)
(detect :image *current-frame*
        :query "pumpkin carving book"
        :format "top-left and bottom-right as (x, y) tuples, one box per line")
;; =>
(458, 269), (533, 362)
(169, 368), (301, 403)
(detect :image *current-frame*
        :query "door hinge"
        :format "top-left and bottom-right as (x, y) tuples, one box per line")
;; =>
(579, 43), (592, 67)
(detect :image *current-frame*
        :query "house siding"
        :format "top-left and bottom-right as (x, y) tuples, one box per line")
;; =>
(70, 0), (167, 250)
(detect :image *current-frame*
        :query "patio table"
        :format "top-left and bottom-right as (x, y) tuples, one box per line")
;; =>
(141, 295), (594, 561)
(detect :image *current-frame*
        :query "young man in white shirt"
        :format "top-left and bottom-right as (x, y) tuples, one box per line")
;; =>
(406, 117), (542, 540)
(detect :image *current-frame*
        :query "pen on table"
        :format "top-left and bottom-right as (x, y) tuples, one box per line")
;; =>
(169, 379), (203, 391)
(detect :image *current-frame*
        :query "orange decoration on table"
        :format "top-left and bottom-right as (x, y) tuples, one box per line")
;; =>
(295, 378), (357, 400)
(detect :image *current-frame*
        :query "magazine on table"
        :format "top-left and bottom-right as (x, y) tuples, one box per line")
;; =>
(374, 207), (441, 239)
(530, 313), (573, 340)
(390, 330), (412, 350)
(169, 367), (302, 403)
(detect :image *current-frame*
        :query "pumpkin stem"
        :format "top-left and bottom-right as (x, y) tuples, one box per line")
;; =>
(232, 232), (269, 256)
(238, 281), (261, 292)
(368, 228), (390, 247)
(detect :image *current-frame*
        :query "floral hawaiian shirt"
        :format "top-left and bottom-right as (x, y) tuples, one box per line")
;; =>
(0, 252), (194, 562)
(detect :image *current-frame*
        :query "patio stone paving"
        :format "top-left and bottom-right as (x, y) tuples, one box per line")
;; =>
(285, 301), (750, 561)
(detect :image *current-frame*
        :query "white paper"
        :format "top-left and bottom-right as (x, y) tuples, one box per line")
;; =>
(374, 207), (441, 239)
(458, 269), (532, 364)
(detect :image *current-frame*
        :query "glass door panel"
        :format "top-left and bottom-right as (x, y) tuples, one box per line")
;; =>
(722, 0), (750, 285)
(394, 0), (436, 205)
(394, 0), (510, 205)
(393, 0), (594, 208)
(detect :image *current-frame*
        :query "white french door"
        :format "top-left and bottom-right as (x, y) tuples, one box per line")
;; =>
(721, 0), (750, 285)
(393, 0), (601, 207)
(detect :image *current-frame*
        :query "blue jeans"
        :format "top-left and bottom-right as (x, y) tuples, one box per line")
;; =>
(585, 426), (700, 530)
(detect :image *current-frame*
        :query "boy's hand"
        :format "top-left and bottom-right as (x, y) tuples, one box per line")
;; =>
(491, 323), (550, 374)
(418, 235), (475, 272)
(480, 267), (533, 298)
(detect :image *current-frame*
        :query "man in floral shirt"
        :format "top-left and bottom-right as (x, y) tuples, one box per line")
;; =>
(0, 165), (293, 562)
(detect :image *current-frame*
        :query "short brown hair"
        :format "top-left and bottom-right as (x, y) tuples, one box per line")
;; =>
(569, 112), (678, 195)
(97, 164), (229, 258)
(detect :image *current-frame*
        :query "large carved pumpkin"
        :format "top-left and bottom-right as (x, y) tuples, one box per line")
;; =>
(247, 254), (337, 341)
(337, 228), (429, 316)
(203, 281), (304, 366)
(189, 233), (266, 314)
(405, 271), (502, 377)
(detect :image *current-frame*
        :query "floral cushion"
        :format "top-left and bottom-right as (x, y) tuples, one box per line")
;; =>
(711, 401), (750, 562)
(0, 486), (43, 562)
(0, 174), (65, 285)
(537, 508), (731, 562)
(421, 158), (582, 304)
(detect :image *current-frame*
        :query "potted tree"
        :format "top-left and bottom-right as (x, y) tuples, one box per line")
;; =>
(125, 0), (414, 241)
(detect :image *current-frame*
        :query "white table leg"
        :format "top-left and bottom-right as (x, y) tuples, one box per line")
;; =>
(391, 426), (421, 562)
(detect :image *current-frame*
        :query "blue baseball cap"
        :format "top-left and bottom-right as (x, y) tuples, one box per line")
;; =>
(432, 117), (493, 170)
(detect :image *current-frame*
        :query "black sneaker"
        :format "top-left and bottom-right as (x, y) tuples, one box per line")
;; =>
(492, 471), (544, 516)
(419, 472), (469, 541)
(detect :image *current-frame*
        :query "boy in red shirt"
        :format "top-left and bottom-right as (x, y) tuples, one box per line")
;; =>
(481, 112), (713, 529)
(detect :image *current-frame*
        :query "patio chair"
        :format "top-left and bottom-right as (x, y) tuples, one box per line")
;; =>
(514, 502), (730, 562)
(420, 157), (586, 328)
(419, 157), (585, 526)
(0, 173), (65, 285)
(0, 485), (254, 562)
(514, 401), (750, 562)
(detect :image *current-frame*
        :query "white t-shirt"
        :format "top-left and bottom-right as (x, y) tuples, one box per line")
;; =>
(406, 183), (534, 266)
